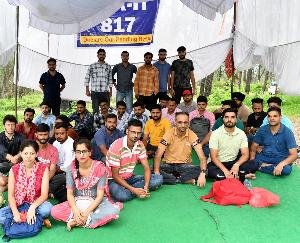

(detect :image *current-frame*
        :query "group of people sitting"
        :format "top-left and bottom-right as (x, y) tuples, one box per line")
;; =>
(0, 91), (297, 233)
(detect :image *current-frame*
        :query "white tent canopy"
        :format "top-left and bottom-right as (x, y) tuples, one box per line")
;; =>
(1, 0), (300, 99)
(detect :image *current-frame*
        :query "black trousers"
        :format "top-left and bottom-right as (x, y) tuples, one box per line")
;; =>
(0, 161), (12, 174)
(44, 97), (61, 116)
(138, 94), (157, 111)
(49, 173), (67, 202)
(173, 87), (192, 104)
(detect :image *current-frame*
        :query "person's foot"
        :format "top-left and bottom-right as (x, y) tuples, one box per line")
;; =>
(43, 218), (52, 228)
(245, 173), (256, 180)
(184, 179), (196, 185)
(0, 192), (4, 207)
(66, 219), (76, 231)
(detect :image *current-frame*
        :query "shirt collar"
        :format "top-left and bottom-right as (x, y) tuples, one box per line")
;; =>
(174, 127), (189, 138)
(122, 135), (139, 150)
(220, 125), (239, 136)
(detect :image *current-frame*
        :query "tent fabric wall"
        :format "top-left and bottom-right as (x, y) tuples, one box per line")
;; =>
(7, 0), (147, 34)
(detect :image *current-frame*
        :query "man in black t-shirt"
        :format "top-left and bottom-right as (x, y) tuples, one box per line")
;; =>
(170, 46), (196, 104)
(39, 58), (66, 116)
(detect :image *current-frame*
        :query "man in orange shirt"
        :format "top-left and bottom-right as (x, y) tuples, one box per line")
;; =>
(134, 52), (159, 110)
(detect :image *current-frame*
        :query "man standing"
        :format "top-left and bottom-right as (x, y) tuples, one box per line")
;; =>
(207, 108), (258, 180)
(39, 58), (66, 116)
(16, 108), (37, 140)
(177, 90), (197, 114)
(153, 48), (171, 99)
(250, 107), (297, 176)
(69, 100), (94, 140)
(170, 46), (196, 104)
(134, 52), (159, 110)
(153, 112), (207, 186)
(231, 92), (250, 126)
(85, 48), (113, 114)
(0, 115), (24, 174)
(143, 104), (171, 158)
(92, 114), (123, 163)
(107, 119), (163, 202)
(112, 51), (137, 113)
(162, 97), (181, 126)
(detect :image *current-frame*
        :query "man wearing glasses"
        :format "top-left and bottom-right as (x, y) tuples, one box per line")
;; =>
(106, 119), (163, 202)
(170, 46), (196, 104)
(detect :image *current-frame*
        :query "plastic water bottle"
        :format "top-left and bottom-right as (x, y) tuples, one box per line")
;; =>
(244, 179), (252, 189)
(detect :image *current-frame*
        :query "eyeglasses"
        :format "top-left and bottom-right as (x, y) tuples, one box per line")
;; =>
(128, 130), (142, 136)
(75, 150), (90, 155)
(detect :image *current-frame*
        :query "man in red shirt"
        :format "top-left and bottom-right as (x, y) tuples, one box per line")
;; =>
(16, 108), (37, 140)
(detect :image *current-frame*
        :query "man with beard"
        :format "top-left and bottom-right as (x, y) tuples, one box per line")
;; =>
(112, 51), (137, 113)
(158, 93), (170, 109)
(143, 104), (171, 158)
(107, 119), (163, 202)
(134, 52), (159, 110)
(93, 98), (116, 131)
(207, 108), (258, 180)
(153, 48), (171, 100)
(177, 90), (197, 114)
(128, 101), (149, 132)
(36, 123), (66, 204)
(33, 101), (56, 136)
(170, 46), (196, 104)
(69, 100), (94, 139)
(92, 113), (123, 163)
(162, 97), (182, 127)
(85, 49), (113, 114)
(153, 112), (207, 186)
(16, 108), (37, 140)
(39, 58), (66, 116)
(115, 100), (129, 134)
(249, 107), (297, 176)
(231, 92), (250, 126)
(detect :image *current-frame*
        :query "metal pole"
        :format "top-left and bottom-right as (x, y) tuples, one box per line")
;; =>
(230, 2), (237, 95)
(14, 6), (20, 117)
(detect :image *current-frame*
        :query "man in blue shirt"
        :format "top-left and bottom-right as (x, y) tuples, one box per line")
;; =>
(250, 107), (297, 176)
(92, 113), (123, 163)
(153, 48), (171, 100)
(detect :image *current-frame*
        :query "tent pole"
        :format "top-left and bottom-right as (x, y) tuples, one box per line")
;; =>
(14, 6), (20, 118)
(230, 2), (237, 95)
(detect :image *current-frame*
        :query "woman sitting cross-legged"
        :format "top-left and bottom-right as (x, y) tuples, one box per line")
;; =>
(51, 138), (122, 230)
(0, 140), (52, 227)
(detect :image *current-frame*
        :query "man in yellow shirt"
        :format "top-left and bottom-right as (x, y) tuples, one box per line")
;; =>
(153, 112), (207, 187)
(143, 104), (171, 158)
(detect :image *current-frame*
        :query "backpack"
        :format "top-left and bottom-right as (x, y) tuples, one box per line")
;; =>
(2, 203), (43, 241)
(200, 178), (251, 206)
(189, 116), (210, 141)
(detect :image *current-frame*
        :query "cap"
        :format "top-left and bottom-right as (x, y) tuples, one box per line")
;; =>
(182, 90), (192, 96)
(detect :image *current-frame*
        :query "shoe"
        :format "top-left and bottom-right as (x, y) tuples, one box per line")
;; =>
(43, 219), (52, 228)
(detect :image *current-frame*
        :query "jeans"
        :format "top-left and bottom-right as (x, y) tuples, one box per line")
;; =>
(160, 163), (200, 184)
(91, 91), (110, 114)
(207, 160), (259, 180)
(109, 174), (163, 202)
(254, 160), (292, 176)
(116, 89), (133, 114)
(0, 201), (53, 224)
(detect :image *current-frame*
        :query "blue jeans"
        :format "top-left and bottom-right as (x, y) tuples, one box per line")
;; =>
(116, 89), (133, 114)
(0, 201), (53, 224)
(109, 174), (163, 202)
(254, 159), (292, 176)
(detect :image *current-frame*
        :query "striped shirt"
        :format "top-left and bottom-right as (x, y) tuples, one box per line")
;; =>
(106, 136), (147, 179)
(84, 62), (113, 92)
(134, 64), (159, 96)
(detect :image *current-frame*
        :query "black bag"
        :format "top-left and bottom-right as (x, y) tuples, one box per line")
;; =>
(189, 116), (210, 141)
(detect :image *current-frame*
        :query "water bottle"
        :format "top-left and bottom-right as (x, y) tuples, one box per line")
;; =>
(244, 179), (252, 189)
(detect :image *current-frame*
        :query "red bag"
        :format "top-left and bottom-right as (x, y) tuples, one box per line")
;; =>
(200, 178), (251, 206)
(249, 187), (279, 208)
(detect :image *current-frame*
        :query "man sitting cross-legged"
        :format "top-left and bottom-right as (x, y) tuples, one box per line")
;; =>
(153, 112), (207, 187)
(107, 119), (163, 202)
(143, 104), (171, 158)
(249, 107), (297, 176)
(207, 108), (258, 180)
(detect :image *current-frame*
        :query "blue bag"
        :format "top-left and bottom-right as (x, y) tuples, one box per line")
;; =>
(2, 203), (43, 241)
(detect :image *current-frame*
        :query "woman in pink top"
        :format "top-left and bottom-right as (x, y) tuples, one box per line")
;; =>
(0, 140), (52, 227)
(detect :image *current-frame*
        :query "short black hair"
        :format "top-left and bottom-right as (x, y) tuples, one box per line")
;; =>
(144, 52), (153, 58)
(54, 122), (68, 130)
(77, 100), (86, 107)
(267, 106), (281, 116)
(121, 51), (129, 55)
(159, 94), (170, 101)
(168, 97), (177, 103)
(151, 104), (162, 111)
(106, 113), (117, 121)
(36, 123), (50, 133)
(56, 114), (71, 127)
(158, 48), (167, 53)
(47, 58), (56, 64)
(99, 98), (109, 104)
(222, 108), (237, 117)
(24, 107), (35, 115)
(267, 97), (282, 106)
(116, 100), (126, 108)
(251, 98), (264, 104)
(3, 115), (17, 125)
(221, 99), (237, 108)
(133, 100), (144, 108)
(177, 46), (186, 52)
(175, 112), (189, 118)
(19, 139), (39, 153)
(97, 48), (106, 54)
(128, 119), (143, 129)
(197, 96), (208, 103)
(39, 101), (50, 107)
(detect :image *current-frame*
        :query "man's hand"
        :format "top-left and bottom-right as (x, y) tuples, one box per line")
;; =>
(86, 90), (91, 97)
(197, 173), (206, 188)
(223, 169), (234, 179)
(132, 188), (149, 198)
(273, 163), (284, 176)
(229, 163), (239, 178)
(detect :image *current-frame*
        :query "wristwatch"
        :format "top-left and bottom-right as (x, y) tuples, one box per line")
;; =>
(200, 169), (208, 175)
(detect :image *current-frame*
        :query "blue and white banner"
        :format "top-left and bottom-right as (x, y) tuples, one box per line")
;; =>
(77, 1), (160, 47)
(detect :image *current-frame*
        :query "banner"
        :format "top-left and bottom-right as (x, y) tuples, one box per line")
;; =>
(77, 1), (160, 47)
